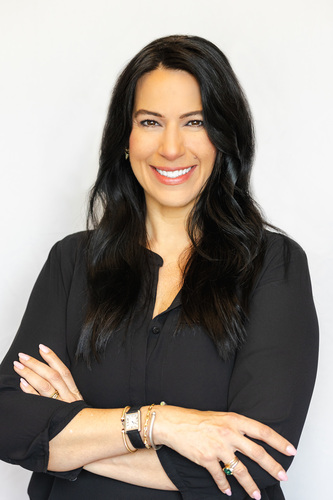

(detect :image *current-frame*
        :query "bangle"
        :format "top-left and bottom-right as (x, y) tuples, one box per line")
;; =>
(121, 429), (137, 453)
(121, 406), (137, 453)
(149, 411), (163, 450)
(143, 404), (155, 449)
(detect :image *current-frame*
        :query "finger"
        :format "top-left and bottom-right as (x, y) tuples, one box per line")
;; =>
(19, 377), (39, 396)
(17, 350), (82, 402)
(224, 459), (261, 500)
(13, 360), (63, 399)
(15, 354), (74, 401)
(205, 461), (232, 496)
(234, 413), (296, 456)
(38, 344), (83, 398)
(235, 437), (289, 482)
(222, 413), (292, 483)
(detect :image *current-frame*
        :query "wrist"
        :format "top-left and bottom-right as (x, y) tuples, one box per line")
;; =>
(123, 406), (145, 450)
(139, 403), (167, 449)
(150, 403), (172, 448)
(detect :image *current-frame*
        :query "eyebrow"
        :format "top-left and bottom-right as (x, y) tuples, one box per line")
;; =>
(134, 109), (203, 119)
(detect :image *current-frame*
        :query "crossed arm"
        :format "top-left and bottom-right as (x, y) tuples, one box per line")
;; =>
(14, 345), (296, 500)
(3, 233), (319, 499)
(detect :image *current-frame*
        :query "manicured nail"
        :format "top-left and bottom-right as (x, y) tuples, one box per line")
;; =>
(224, 488), (232, 496)
(20, 378), (29, 387)
(18, 352), (30, 361)
(286, 445), (297, 456)
(252, 491), (261, 500)
(39, 344), (50, 353)
(13, 361), (24, 370)
(278, 470), (288, 481)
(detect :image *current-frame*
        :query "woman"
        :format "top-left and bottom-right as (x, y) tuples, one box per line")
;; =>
(0, 35), (318, 499)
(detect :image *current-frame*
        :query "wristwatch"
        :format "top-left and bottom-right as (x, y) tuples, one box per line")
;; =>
(124, 406), (145, 449)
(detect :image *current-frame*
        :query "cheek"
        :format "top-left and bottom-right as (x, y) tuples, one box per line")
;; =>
(128, 131), (141, 157)
(129, 131), (155, 160)
(210, 149), (217, 167)
(187, 134), (216, 161)
(197, 141), (217, 169)
(206, 139), (217, 162)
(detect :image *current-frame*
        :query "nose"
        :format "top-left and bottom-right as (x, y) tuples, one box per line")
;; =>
(158, 124), (185, 161)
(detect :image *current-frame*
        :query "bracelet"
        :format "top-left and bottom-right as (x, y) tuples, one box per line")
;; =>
(143, 404), (155, 449)
(121, 429), (137, 453)
(149, 411), (163, 450)
(121, 406), (137, 453)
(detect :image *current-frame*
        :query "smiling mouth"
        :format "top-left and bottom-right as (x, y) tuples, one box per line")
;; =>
(155, 166), (193, 179)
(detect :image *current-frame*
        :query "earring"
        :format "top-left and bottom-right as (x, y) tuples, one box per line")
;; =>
(125, 148), (129, 160)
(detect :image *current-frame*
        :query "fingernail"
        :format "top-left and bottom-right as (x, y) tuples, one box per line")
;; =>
(20, 378), (29, 387)
(252, 491), (261, 500)
(18, 352), (30, 361)
(286, 444), (297, 456)
(39, 344), (50, 353)
(278, 470), (288, 481)
(224, 488), (232, 496)
(13, 361), (24, 370)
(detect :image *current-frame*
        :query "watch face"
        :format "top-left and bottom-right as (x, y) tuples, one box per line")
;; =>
(125, 411), (141, 432)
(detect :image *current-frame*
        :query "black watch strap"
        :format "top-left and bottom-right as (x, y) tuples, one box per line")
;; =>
(126, 406), (145, 449)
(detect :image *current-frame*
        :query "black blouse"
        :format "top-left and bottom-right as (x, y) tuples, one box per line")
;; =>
(0, 231), (319, 500)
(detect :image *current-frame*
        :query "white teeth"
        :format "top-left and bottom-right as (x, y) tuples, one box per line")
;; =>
(156, 167), (192, 178)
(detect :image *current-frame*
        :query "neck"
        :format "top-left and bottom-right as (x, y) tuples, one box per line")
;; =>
(145, 203), (192, 265)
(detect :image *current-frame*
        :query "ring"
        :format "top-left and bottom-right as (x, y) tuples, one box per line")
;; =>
(222, 456), (240, 476)
(50, 390), (59, 399)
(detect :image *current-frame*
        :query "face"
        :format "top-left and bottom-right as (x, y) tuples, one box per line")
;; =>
(129, 68), (216, 213)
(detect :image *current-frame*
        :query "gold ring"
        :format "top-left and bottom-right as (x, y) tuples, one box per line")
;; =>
(222, 456), (240, 476)
(50, 390), (59, 399)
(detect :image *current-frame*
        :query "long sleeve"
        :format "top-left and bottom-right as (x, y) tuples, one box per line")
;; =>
(157, 233), (319, 499)
(0, 231), (319, 498)
(0, 234), (89, 477)
(226, 233), (319, 496)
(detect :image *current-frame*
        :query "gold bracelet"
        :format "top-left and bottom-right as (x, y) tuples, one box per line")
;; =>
(143, 404), (155, 449)
(121, 429), (137, 453)
(121, 405), (137, 453)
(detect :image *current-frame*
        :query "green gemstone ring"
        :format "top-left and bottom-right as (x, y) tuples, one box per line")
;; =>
(222, 456), (240, 476)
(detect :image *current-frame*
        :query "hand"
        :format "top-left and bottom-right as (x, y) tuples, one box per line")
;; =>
(13, 344), (83, 403)
(153, 406), (296, 500)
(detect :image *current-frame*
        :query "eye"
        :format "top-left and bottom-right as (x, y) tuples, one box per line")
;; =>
(140, 119), (160, 127)
(186, 119), (204, 127)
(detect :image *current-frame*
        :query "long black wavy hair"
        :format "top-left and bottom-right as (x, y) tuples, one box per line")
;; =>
(76, 35), (268, 363)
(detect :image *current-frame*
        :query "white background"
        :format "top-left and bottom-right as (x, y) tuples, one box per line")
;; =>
(0, 1), (332, 498)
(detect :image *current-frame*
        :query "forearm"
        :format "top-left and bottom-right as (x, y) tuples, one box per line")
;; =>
(84, 449), (177, 490)
(48, 407), (127, 471)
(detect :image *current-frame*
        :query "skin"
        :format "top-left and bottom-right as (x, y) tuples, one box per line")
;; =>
(129, 67), (216, 214)
(129, 67), (216, 316)
(12, 69), (297, 499)
(14, 348), (294, 498)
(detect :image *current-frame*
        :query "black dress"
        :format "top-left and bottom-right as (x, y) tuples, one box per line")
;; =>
(0, 231), (319, 499)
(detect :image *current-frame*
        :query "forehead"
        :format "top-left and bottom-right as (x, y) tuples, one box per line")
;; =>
(133, 68), (202, 111)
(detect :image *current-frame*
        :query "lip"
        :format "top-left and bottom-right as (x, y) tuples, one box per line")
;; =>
(150, 165), (197, 185)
